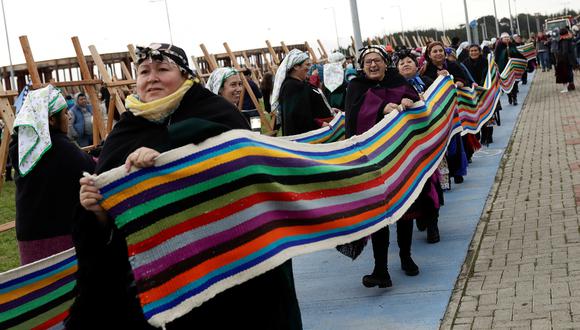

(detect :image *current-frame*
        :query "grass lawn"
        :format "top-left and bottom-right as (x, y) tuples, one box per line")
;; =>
(0, 180), (19, 272)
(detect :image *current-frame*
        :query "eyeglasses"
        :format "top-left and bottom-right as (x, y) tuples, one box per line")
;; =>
(363, 58), (384, 66)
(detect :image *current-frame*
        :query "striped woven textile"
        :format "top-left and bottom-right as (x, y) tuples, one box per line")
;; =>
(516, 43), (537, 61)
(456, 54), (501, 135)
(498, 58), (528, 94)
(94, 75), (460, 327)
(0, 249), (77, 330)
(281, 111), (345, 144)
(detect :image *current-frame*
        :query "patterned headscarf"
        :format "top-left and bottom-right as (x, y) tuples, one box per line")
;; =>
(357, 45), (390, 67)
(271, 49), (310, 111)
(206, 67), (238, 95)
(13, 85), (67, 176)
(324, 52), (346, 93)
(136, 43), (194, 77)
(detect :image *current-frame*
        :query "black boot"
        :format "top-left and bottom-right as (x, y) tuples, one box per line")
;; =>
(427, 217), (440, 244)
(363, 227), (392, 288)
(416, 217), (427, 231)
(400, 256), (419, 276)
(488, 127), (494, 143)
(453, 175), (464, 184)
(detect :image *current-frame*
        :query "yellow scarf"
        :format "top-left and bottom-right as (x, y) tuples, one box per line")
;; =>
(125, 79), (194, 123)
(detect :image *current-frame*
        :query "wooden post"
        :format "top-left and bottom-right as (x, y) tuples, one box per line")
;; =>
(265, 40), (280, 65)
(350, 36), (356, 51)
(280, 41), (290, 54)
(304, 41), (318, 63)
(190, 56), (206, 84)
(19, 36), (42, 89)
(71, 37), (105, 144)
(89, 44), (131, 136)
(199, 43), (218, 71)
(262, 52), (275, 74)
(0, 81), (15, 192)
(412, 35), (420, 48)
(241, 51), (260, 85)
(223, 42), (273, 134)
(120, 62), (133, 80)
(317, 39), (328, 59)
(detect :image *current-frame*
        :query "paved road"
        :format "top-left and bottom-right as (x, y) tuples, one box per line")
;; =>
(293, 72), (535, 329)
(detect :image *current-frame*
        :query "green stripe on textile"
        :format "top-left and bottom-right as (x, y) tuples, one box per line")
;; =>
(0, 281), (75, 322)
(15, 298), (74, 329)
(126, 170), (383, 244)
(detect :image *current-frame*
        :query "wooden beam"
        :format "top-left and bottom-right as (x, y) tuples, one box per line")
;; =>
(126, 44), (138, 64)
(241, 51), (259, 85)
(199, 43), (218, 71)
(280, 41), (290, 54)
(262, 52), (275, 74)
(304, 41), (318, 63)
(265, 40), (280, 65)
(19, 36), (42, 89)
(190, 56), (206, 84)
(0, 220), (15, 233)
(223, 42), (273, 134)
(317, 39), (329, 59)
(71, 37), (105, 144)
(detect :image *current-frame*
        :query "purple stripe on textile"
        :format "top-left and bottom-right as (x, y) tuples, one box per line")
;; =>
(0, 274), (75, 313)
(132, 193), (386, 278)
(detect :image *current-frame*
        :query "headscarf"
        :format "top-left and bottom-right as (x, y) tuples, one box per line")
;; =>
(205, 67), (238, 95)
(357, 45), (390, 67)
(136, 43), (194, 77)
(324, 52), (346, 92)
(345, 65), (358, 82)
(271, 48), (310, 111)
(456, 41), (470, 58)
(13, 85), (67, 176)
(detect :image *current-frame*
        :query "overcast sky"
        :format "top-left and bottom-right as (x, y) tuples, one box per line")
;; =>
(0, 0), (576, 67)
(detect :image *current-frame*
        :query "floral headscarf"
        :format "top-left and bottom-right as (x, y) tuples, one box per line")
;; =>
(13, 85), (67, 176)
(205, 67), (238, 95)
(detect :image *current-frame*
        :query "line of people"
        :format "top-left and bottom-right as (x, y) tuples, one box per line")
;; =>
(8, 35), (528, 329)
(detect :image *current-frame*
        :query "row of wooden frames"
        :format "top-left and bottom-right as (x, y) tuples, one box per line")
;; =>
(0, 36), (338, 199)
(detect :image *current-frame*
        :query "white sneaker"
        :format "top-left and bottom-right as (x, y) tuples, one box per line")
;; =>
(560, 89), (569, 93)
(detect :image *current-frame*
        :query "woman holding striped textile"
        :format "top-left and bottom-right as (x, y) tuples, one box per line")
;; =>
(395, 50), (444, 244)
(343, 45), (421, 289)
(421, 41), (468, 185)
(71, 43), (302, 329)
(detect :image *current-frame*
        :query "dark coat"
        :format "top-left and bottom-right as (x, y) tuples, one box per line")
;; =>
(279, 77), (332, 136)
(422, 60), (468, 85)
(462, 56), (489, 86)
(66, 83), (302, 330)
(9, 130), (95, 241)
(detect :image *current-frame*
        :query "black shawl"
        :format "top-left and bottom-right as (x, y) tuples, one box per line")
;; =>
(462, 56), (489, 86)
(67, 84), (302, 329)
(422, 60), (468, 85)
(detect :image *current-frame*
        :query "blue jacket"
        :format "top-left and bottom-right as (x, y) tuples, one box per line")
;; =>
(70, 104), (93, 137)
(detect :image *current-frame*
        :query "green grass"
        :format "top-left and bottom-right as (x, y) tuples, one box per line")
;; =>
(0, 180), (20, 272)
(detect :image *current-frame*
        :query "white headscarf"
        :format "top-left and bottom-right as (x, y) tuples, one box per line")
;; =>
(270, 49), (310, 111)
(205, 67), (238, 95)
(456, 41), (470, 58)
(323, 52), (346, 93)
(13, 85), (67, 176)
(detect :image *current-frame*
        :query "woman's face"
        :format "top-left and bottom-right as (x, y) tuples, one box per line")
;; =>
(136, 59), (186, 102)
(362, 53), (386, 81)
(220, 74), (243, 105)
(429, 45), (446, 64)
(292, 60), (311, 81)
(397, 57), (418, 79)
(50, 109), (69, 134)
(501, 36), (511, 44)
(469, 47), (481, 60)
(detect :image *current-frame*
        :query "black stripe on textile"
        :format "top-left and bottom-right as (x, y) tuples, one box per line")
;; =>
(136, 198), (386, 293)
(121, 103), (450, 236)
(0, 287), (75, 330)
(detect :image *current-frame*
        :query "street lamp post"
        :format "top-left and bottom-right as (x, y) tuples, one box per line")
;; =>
(391, 5), (405, 46)
(325, 7), (340, 49)
(462, 0), (473, 44)
(150, 0), (173, 44)
(507, 0), (515, 35)
(492, 0), (501, 37)
(349, 0), (363, 52)
(1, 0), (15, 90)
(440, 2), (446, 41)
(513, 0), (521, 35)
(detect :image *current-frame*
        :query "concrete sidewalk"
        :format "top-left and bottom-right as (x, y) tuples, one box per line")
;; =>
(292, 71), (537, 329)
(442, 71), (580, 330)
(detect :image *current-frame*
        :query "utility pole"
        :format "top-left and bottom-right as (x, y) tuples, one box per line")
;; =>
(349, 0), (363, 53)
(462, 0), (473, 44)
(513, 0), (521, 35)
(507, 0), (514, 35)
(0, 0), (15, 89)
(492, 0), (500, 37)
(440, 2), (446, 40)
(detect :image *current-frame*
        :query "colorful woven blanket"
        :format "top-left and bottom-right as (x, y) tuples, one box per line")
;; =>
(0, 56), (529, 329)
(516, 43), (537, 61)
(499, 57), (527, 94)
(0, 249), (76, 330)
(93, 75), (459, 327)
